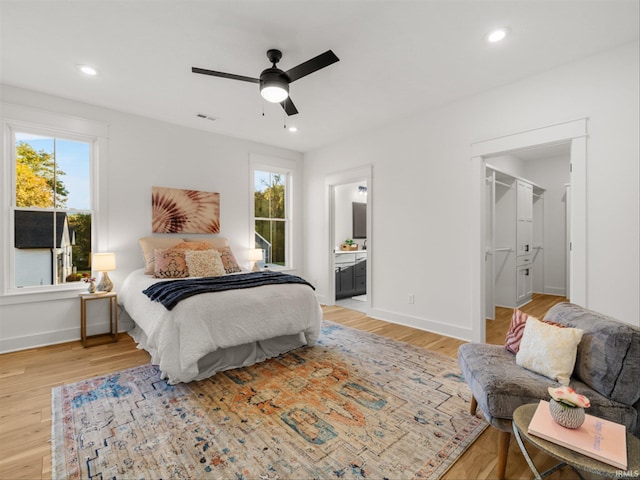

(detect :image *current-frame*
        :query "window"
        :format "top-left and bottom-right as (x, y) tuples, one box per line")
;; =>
(250, 155), (295, 270)
(254, 170), (288, 267)
(2, 104), (107, 296)
(12, 132), (93, 288)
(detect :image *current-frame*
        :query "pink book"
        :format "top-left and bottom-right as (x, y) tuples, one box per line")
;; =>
(527, 400), (627, 470)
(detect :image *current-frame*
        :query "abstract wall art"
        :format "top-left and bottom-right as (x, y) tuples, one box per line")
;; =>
(151, 186), (220, 234)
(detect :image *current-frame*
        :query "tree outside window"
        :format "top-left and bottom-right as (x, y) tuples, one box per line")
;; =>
(13, 134), (92, 287)
(254, 170), (287, 267)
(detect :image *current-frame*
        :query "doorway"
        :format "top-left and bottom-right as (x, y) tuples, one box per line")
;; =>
(471, 118), (588, 343)
(334, 181), (368, 312)
(326, 166), (372, 313)
(484, 143), (571, 320)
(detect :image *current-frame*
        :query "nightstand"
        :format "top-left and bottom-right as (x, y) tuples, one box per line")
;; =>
(79, 291), (118, 347)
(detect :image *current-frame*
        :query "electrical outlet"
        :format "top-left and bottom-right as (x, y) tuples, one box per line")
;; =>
(408, 294), (415, 304)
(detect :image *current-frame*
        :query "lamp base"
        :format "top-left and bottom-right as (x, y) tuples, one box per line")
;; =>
(97, 272), (113, 292)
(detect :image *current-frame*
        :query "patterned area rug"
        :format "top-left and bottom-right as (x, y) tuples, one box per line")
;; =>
(52, 321), (486, 479)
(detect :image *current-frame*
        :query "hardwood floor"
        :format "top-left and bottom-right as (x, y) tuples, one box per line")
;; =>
(0, 294), (572, 479)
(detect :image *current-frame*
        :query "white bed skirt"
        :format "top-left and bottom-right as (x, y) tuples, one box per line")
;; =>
(120, 268), (322, 383)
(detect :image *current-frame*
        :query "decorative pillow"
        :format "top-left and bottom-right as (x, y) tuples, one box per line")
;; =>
(139, 236), (184, 275)
(182, 237), (230, 249)
(172, 241), (212, 251)
(505, 309), (567, 354)
(181, 238), (240, 273)
(516, 316), (584, 385)
(214, 246), (242, 274)
(505, 308), (531, 354)
(185, 249), (226, 277)
(153, 248), (189, 278)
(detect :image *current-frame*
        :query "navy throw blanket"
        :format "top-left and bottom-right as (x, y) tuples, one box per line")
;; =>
(143, 271), (315, 310)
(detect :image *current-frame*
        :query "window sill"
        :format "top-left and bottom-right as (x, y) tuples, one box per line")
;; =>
(0, 284), (88, 305)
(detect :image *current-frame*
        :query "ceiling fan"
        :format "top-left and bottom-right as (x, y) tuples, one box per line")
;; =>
(192, 49), (339, 116)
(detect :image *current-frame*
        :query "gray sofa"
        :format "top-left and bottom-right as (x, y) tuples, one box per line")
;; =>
(458, 302), (640, 479)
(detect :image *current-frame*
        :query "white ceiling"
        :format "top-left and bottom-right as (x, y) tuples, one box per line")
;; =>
(1, 1), (638, 152)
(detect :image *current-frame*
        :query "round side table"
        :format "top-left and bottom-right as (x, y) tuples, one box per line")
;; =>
(512, 403), (639, 479)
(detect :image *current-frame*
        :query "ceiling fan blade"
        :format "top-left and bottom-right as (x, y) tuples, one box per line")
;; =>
(280, 97), (299, 116)
(192, 67), (260, 84)
(285, 50), (339, 83)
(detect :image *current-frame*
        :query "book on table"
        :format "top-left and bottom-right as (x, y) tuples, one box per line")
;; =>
(527, 400), (627, 470)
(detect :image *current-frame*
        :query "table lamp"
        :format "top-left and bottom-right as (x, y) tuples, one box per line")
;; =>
(249, 248), (263, 272)
(92, 252), (116, 292)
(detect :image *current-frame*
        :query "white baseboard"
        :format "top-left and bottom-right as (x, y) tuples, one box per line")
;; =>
(544, 286), (567, 296)
(0, 318), (135, 354)
(366, 307), (473, 342)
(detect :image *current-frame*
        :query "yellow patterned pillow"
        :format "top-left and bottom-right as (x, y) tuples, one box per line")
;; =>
(516, 316), (584, 385)
(185, 249), (226, 277)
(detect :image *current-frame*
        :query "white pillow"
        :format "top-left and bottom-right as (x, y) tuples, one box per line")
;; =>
(516, 316), (584, 385)
(185, 249), (226, 277)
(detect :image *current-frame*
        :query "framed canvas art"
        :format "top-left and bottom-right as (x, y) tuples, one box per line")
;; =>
(152, 186), (220, 234)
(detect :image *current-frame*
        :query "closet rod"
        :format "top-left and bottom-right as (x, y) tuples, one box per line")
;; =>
(495, 180), (511, 188)
(494, 247), (512, 252)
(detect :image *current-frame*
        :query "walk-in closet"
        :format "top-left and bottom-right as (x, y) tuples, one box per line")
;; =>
(484, 145), (570, 319)
(488, 167), (544, 309)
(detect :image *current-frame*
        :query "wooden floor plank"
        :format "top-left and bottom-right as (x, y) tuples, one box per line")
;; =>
(0, 294), (575, 479)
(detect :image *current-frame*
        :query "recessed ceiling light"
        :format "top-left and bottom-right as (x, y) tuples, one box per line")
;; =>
(288, 126), (298, 133)
(486, 27), (510, 44)
(77, 64), (97, 76)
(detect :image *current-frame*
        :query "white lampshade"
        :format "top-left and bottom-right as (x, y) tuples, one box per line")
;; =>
(249, 248), (264, 262)
(260, 85), (288, 103)
(92, 252), (116, 272)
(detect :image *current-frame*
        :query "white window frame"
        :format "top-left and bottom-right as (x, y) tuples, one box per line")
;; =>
(1, 104), (108, 303)
(249, 154), (295, 271)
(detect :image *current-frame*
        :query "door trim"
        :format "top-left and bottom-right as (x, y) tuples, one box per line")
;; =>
(325, 165), (372, 309)
(470, 118), (588, 343)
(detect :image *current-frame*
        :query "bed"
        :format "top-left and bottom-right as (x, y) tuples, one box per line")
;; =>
(119, 238), (322, 384)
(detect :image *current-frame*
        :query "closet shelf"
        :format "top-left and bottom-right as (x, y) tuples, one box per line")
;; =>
(486, 163), (546, 193)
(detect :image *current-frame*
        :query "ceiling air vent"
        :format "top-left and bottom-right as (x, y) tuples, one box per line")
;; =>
(196, 113), (216, 122)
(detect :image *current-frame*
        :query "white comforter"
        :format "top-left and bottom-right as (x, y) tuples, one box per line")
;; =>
(119, 269), (322, 383)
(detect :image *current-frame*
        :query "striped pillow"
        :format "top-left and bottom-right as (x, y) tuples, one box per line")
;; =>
(505, 308), (567, 353)
(505, 309), (531, 354)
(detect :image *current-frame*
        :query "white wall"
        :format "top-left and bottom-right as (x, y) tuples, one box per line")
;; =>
(304, 41), (640, 339)
(0, 85), (303, 352)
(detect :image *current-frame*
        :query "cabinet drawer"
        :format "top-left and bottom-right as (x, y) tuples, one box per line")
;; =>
(517, 255), (533, 267)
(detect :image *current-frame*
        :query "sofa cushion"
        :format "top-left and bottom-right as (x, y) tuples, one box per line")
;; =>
(459, 343), (548, 422)
(544, 303), (640, 405)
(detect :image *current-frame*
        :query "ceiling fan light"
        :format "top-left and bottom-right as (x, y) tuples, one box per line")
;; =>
(261, 85), (288, 103)
(260, 68), (289, 103)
